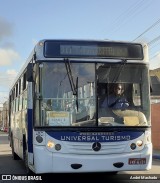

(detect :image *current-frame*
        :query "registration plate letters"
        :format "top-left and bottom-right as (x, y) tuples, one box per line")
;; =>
(128, 158), (146, 165)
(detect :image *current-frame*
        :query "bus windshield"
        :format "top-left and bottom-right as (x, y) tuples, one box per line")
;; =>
(35, 62), (96, 127)
(35, 61), (150, 127)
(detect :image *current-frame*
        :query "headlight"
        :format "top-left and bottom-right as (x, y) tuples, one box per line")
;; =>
(136, 140), (143, 147)
(47, 141), (61, 151)
(47, 140), (55, 148)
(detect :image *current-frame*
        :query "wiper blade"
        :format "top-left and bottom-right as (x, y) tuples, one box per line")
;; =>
(64, 59), (79, 111)
(65, 59), (77, 95)
(76, 76), (78, 111)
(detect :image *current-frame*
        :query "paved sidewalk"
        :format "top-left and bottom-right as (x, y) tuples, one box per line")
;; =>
(0, 132), (11, 155)
(0, 144), (11, 155)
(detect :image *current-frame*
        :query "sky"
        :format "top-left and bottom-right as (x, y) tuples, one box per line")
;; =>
(0, 0), (160, 106)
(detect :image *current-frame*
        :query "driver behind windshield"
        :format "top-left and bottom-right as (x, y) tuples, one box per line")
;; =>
(101, 83), (147, 126)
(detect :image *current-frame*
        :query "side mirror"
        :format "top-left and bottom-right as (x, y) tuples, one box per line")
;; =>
(26, 63), (33, 82)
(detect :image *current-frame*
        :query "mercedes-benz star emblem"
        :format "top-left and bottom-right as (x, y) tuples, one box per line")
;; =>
(92, 142), (101, 151)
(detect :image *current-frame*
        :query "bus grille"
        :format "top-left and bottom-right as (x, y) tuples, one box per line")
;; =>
(64, 141), (127, 154)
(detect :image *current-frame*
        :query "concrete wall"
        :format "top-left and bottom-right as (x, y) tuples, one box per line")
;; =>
(151, 103), (160, 150)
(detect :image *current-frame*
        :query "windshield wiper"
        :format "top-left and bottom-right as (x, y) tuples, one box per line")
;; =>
(64, 59), (79, 111)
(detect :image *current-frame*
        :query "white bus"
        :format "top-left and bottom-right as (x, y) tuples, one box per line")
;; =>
(9, 39), (152, 174)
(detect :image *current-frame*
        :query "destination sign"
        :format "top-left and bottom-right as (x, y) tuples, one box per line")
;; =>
(44, 40), (143, 59)
(60, 45), (128, 57)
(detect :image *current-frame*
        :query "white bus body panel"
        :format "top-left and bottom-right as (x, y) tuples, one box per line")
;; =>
(33, 144), (152, 173)
(32, 131), (152, 174)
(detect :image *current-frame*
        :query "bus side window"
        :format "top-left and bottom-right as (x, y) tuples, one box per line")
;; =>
(23, 91), (27, 109)
(23, 73), (27, 90)
(14, 99), (16, 113)
(19, 95), (22, 111)
(11, 101), (14, 114)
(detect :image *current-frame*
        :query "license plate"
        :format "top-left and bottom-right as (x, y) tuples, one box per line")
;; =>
(128, 158), (146, 165)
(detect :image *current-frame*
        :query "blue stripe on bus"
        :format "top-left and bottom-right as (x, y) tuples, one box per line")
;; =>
(27, 109), (33, 153)
(46, 131), (144, 142)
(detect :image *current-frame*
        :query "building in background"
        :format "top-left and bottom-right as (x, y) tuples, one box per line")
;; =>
(150, 76), (160, 103)
(0, 101), (9, 130)
(2, 101), (9, 128)
(150, 70), (160, 150)
(0, 107), (3, 127)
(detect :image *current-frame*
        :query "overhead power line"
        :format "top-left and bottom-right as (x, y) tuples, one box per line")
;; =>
(148, 35), (160, 46)
(150, 52), (160, 60)
(108, 0), (145, 29)
(105, 0), (147, 36)
(106, 0), (152, 36)
(133, 18), (160, 41)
